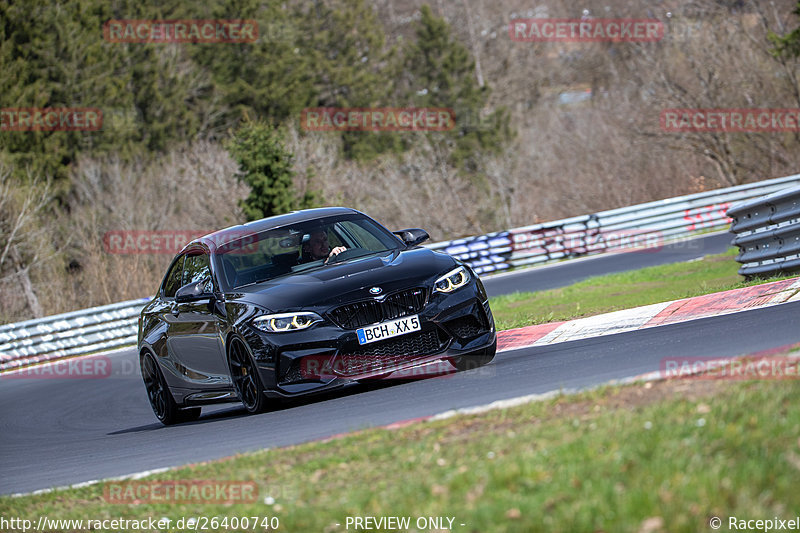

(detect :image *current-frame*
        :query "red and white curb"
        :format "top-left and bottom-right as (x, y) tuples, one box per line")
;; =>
(496, 276), (800, 353)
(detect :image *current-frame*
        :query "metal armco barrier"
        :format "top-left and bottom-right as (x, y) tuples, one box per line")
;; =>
(2, 173), (800, 371)
(0, 298), (149, 371)
(427, 173), (800, 274)
(728, 185), (800, 278)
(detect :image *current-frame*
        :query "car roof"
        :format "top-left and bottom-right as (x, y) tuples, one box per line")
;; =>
(187, 207), (362, 253)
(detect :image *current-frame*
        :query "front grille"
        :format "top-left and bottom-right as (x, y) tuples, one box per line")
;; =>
(445, 315), (488, 339)
(329, 288), (427, 329)
(333, 329), (446, 377)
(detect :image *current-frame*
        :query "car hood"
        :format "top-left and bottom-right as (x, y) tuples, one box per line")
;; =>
(227, 248), (458, 312)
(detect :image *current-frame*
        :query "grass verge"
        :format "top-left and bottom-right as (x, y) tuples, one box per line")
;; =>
(490, 248), (792, 330)
(3, 346), (800, 533)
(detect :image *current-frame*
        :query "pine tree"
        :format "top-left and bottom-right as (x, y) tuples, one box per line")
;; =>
(401, 5), (511, 170)
(227, 120), (317, 221)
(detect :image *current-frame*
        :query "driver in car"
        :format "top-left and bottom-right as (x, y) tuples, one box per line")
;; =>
(302, 230), (346, 263)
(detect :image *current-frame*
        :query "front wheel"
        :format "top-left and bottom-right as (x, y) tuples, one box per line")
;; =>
(451, 339), (496, 372)
(141, 352), (200, 425)
(228, 336), (269, 414)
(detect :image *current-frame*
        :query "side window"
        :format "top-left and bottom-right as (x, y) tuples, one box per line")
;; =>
(162, 255), (185, 298)
(183, 252), (211, 288)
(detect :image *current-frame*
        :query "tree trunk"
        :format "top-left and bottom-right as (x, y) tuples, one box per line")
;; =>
(10, 246), (43, 318)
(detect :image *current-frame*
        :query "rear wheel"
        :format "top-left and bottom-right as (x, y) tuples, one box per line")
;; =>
(228, 336), (269, 414)
(451, 339), (496, 372)
(141, 352), (200, 425)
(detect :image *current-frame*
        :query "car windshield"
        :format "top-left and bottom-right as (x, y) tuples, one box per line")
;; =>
(216, 214), (401, 289)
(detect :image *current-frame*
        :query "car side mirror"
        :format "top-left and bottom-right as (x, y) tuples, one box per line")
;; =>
(175, 278), (214, 303)
(393, 228), (430, 247)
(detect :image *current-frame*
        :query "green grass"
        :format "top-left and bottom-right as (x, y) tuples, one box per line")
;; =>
(490, 248), (791, 330)
(4, 352), (800, 533)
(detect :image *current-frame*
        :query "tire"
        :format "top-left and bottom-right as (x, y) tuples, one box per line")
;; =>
(228, 336), (269, 414)
(141, 352), (182, 425)
(451, 338), (497, 372)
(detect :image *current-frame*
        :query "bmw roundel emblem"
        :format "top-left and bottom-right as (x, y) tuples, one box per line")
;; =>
(369, 286), (382, 295)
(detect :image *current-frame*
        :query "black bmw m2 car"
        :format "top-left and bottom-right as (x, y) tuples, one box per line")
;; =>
(138, 208), (496, 424)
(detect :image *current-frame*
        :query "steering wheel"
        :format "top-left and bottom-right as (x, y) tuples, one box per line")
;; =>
(325, 248), (366, 264)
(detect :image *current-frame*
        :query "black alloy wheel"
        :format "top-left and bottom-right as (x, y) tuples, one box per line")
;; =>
(141, 352), (201, 425)
(228, 336), (269, 414)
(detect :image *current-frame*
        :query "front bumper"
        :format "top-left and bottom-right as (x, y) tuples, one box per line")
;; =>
(240, 283), (496, 397)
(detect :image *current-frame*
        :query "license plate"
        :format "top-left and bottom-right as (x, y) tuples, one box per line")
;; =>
(356, 315), (421, 345)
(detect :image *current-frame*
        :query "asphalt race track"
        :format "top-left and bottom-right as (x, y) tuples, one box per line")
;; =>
(2, 299), (798, 495)
(482, 232), (733, 297)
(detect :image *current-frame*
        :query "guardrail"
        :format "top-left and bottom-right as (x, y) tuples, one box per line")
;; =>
(426, 173), (800, 274)
(2, 173), (800, 371)
(728, 185), (800, 279)
(0, 299), (149, 371)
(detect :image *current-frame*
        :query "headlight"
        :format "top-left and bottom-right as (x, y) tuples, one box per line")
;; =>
(434, 266), (470, 294)
(252, 312), (322, 333)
